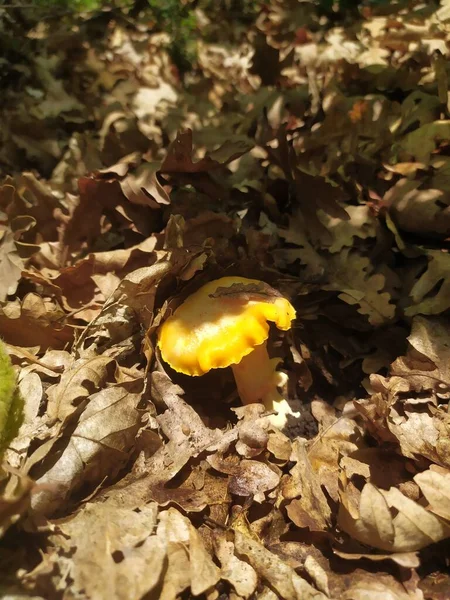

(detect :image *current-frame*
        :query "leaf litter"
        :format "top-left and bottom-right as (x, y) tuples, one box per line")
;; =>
(1, 1), (450, 599)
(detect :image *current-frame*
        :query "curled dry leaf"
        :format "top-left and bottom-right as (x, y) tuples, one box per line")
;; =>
(308, 415), (363, 502)
(338, 481), (450, 552)
(0, 294), (73, 351)
(234, 531), (328, 600)
(385, 178), (450, 238)
(0, 223), (26, 302)
(0, 471), (34, 538)
(282, 439), (332, 532)
(214, 533), (258, 598)
(414, 467), (450, 522)
(229, 460), (280, 502)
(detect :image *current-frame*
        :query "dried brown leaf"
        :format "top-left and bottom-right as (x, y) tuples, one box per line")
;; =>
(405, 252), (450, 316)
(214, 533), (258, 598)
(338, 481), (450, 551)
(0, 294), (73, 351)
(234, 531), (327, 600)
(46, 355), (117, 423)
(414, 467), (450, 522)
(282, 440), (332, 532)
(323, 250), (395, 326)
(161, 129), (252, 173)
(229, 460), (280, 502)
(0, 472), (34, 538)
(46, 502), (163, 600)
(31, 380), (143, 516)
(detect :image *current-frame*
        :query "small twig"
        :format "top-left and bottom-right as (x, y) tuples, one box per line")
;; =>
(11, 346), (64, 373)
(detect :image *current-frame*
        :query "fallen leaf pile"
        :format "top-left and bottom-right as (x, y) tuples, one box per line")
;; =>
(1, 1), (450, 598)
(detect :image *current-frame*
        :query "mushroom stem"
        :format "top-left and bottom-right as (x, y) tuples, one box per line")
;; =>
(231, 342), (300, 429)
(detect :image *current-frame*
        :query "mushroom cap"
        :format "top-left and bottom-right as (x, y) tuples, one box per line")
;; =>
(158, 276), (296, 376)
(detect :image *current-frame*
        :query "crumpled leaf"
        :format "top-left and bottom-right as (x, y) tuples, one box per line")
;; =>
(0, 225), (25, 302)
(393, 315), (450, 393)
(234, 530), (327, 600)
(99, 370), (226, 511)
(0, 471), (34, 538)
(414, 467), (450, 522)
(338, 481), (450, 551)
(214, 533), (258, 598)
(229, 459), (280, 502)
(385, 178), (450, 238)
(0, 294), (73, 351)
(282, 439), (332, 532)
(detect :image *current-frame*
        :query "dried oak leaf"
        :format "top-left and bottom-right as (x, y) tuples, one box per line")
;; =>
(63, 174), (159, 252)
(328, 567), (425, 600)
(338, 481), (450, 552)
(405, 251), (450, 316)
(46, 355), (117, 424)
(120, 161), (170, 208)
(0, 210), (39, 301)
(229, 460), (280, 502)
(45, 501), (165, 600)
(161, 128), (252, 173)
(357, 372), (450, 468)
(156, 508), (220, 598)
(317, 205), (378, 253)
(234, 531), (328, 600)
(30, 379), (143, 516)
(323, 249), (396, 326)
(399, 120), (450, 164)
(282, 439), (332, 532)
(333, 548), (420, 568)
(99, 370), (225, 511)
(391, 316), (450, 394)
(213, 532), (258, 598)
(276, 213), (326, 280)
(0, 174), (61, 241)
(292, 169), (350, 245)
(75, 255), (197, 358)
(308, 416), (364, 503)
(0, 224), (25, 302)
(0, 294), (73, 351)
(385, 178), (450, 238)
(414, 466), (450, 522)
(387, 395), (449, 468)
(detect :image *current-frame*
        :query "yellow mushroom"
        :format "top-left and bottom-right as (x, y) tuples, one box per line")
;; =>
(157, 276), (300, 429)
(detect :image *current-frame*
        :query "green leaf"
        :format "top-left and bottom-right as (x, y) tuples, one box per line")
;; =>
(0, 340), (23, 455)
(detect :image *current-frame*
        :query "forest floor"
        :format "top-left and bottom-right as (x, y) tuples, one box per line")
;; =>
(1, 1), (450, 599)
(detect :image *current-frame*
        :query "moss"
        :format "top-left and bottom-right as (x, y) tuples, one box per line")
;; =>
(0, 341), (23, 456)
